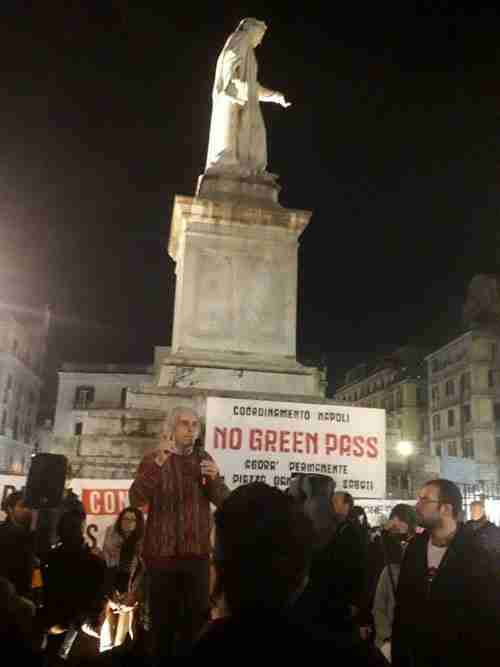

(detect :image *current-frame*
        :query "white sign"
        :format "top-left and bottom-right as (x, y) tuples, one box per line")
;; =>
(360, 498), (416, 526)
(205, 397), (386, 497)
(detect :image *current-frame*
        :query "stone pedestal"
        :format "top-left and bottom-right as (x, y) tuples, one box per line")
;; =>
(160, 174), (323, 396)
(196, 169), (281, 208)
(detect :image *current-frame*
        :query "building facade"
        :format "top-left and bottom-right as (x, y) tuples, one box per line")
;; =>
(0, 308), (48, 474)
(334, 347), (437, 499)
(43, 362), (155, 478)
(426, 329), (500, 498)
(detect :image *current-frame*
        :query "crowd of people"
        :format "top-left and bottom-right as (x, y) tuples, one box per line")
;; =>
(1, 405), (500, 665)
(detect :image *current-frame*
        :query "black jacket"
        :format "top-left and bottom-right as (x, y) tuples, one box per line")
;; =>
(293, 519), (367, 635)
(0, 519), (34, 597)
(392, 526), (500, 666)
(464, 518), (500, 559)
(191, 611), (386, 664)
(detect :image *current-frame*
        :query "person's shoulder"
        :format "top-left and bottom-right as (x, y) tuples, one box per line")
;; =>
(401, 532), (427, 559)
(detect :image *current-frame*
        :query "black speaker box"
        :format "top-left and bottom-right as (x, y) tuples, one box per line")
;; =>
(24, 453), (68, 509)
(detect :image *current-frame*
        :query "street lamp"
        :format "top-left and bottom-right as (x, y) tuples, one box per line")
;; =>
(397, 440), (413, 457)
(397, 440), (413, 498)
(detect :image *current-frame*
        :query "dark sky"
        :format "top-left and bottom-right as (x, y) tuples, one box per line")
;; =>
(0, 4), (499, 402)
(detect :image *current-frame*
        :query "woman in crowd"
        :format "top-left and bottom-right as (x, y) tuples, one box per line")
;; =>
(102, 506), (145, 648)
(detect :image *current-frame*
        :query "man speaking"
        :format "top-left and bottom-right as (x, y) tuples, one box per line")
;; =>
(130, 405), (229, 658)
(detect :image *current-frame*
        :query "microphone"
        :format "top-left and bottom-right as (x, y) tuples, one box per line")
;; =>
(194, 438), (208, 487)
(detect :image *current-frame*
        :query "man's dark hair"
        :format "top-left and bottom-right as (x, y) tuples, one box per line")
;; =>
(214, 482), (314, 613)
(44, 548), (110, 632)
(2, 491), (23, 514)
(427, 479), (463, 519)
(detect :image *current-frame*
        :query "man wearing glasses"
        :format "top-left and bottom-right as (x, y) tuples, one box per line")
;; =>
(392, 479), (500, 666)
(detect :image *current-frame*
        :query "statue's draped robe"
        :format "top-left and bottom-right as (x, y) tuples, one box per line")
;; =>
(206, 30), (267, 174)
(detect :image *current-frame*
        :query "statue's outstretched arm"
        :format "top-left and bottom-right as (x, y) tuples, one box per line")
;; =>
(258, 84), (291, 107)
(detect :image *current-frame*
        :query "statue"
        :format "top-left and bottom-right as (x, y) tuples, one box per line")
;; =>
(205, 18), (291, 177)
(463, 274), (500, 330)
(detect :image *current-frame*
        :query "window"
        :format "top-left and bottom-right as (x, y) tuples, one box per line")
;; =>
(24, 423), (31, 444)
(16, 386), (23, 412)
(448, 409), (455, 428)
(431, 385), (440, 407)
(460, 372), (471, 392)
(463, 439), (474, 459)
(495, 404), (500, 421)
(74, 421), (83, 436)
(492, 343), (497, 360)
(121, 388), (127, 408)
(416, 386), (426, 404)
(445, 380), (455, 396)
(12, 416), (19, 441)
(74, 386), (95, 408)
(396, 389), (403, 409)
(489, 370), (496, 388)
(496, 437), (500, 458)
(463, 405), (471, 423)
(0, 411), (6, 435)
(3, 375), (12, 404)
(432, 413), (441, 432)
(435, 444), (442, 457)
(448, 441), (458, 457)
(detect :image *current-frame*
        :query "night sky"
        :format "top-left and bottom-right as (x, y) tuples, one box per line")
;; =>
(0, 4), (499, 405)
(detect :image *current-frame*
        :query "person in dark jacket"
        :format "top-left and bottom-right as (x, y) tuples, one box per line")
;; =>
(392, 479), (500, 667)
(193, 482), (382, 664)
(464, 500), (500, 563)
(0, 491), (34, 599)
(331, 492), (367, 613)
(288, 479), (365, 637)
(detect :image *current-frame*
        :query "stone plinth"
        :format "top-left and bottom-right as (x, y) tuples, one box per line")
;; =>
(168, 194), (311, 361)
(196, 169), (281, 208)
(156, 348), (324, 395)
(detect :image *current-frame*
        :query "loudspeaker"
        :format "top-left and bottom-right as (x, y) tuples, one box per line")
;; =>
(24, 453), (68, 509)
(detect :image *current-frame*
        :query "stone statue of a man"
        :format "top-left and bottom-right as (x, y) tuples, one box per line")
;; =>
(205, 18), (291, 176)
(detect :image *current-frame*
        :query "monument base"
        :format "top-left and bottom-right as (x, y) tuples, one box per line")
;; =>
(153, 347), (325, 396)
(196, 169), (281, 208)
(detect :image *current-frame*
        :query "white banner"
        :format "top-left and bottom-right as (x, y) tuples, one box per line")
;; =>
(205, 397), (386, 497)
(359, 498), (416, 526)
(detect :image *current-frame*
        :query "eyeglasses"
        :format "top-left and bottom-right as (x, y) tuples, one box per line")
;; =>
(416, 497), (440, 505)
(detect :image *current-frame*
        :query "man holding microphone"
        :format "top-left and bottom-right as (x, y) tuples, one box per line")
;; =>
(130, 405), (229, 659)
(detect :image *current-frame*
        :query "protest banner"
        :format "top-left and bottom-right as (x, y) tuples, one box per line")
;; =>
(205, 397), (386, 497)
